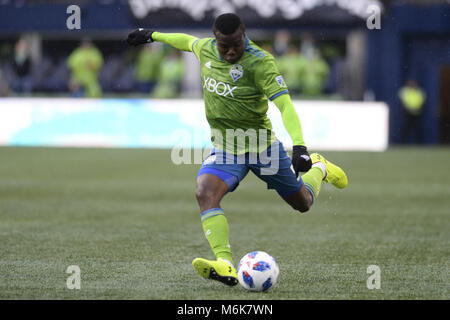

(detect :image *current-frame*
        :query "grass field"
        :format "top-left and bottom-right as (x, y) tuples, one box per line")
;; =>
(0, 146), (449, 300)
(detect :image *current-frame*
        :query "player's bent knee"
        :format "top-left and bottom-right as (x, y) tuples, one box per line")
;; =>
(297, 187), (313, 213)
(292, 201), (310, 213)
(195, 175), (228, 209)
(284, 196), (310, 212)
(195, 184), (212, 203)
(195, 185), (211, 202)
(297, 203), (310, 213)
(283, 188), (312, 213)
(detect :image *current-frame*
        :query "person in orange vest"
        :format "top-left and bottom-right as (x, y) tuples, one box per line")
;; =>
(399, 80), (426, 144)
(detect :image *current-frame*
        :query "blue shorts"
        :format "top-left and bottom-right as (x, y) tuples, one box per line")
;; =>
(197, 141), (303, 197)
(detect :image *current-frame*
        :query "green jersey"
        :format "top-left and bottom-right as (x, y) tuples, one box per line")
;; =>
(192, 37), (289, 154)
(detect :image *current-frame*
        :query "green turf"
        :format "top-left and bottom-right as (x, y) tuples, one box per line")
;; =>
(0, 146), (448, 299)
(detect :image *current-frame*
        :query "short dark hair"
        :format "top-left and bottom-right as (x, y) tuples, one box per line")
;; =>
(213, 13), (245, 35)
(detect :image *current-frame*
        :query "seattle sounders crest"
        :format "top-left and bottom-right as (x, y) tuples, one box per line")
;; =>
(276, 75), (286, 87)
(230, 64), (243, 82)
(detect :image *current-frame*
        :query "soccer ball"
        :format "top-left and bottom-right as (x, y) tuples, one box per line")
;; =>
(237, 251), (279, 292)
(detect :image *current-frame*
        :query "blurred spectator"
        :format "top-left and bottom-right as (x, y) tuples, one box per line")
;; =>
(298, 48), (329, 97)
(320, 44), (343, 94)
(12, 38), (32, 94)
(67, 39), (103, 98)
(399, 79), (426, 144)
(135, 45), (163, 94)
(277, 45), (303, 96)
(274, 30), (291, 57)
(0, 69), (12, 96)
(152, 49), (183, 99)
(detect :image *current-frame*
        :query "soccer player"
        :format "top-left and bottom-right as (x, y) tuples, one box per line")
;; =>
(127, 13), (348, 287)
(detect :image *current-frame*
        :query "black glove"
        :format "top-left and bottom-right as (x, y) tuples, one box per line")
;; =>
(292, 145), (312, 176)
(126, 28), (154, 46)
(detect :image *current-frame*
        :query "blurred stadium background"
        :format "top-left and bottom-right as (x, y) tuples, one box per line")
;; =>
(0, 0), (449, 300)
(0, 0), (448, 147)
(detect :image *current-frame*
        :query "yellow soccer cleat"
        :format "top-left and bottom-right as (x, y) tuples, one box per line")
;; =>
(310, 153), (348, 189)
(192, 257), (238, 286)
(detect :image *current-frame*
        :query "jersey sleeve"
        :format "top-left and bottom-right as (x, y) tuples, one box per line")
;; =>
(255, 55), (289, 101)
(191, 38), (212, 61)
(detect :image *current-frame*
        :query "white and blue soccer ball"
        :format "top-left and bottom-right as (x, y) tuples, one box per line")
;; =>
(237, 251), (279, 292)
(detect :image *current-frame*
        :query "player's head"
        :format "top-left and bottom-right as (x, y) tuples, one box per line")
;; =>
(213, 13), (246, 64)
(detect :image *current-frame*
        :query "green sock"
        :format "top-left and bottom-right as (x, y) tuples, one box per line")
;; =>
(302, 167), (324, 203)
(201, 208), (234, 265)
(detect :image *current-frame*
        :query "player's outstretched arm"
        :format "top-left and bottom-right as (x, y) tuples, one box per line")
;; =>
(152, 32), (198, 52)
(273, 93), (312, 173)
(126, 29), (198, 52)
